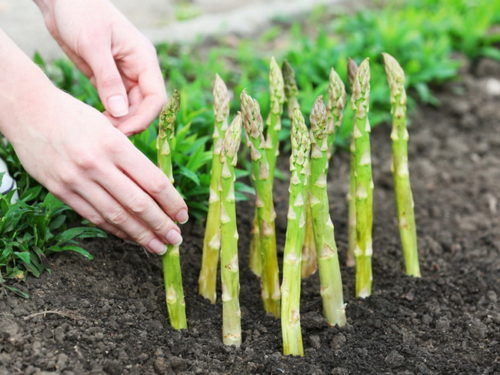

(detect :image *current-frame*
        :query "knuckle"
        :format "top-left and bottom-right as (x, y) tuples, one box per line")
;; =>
(133, 230), (151, 246)
(99, 75), (123, 90)
(100, 137), (122, 155)
(106, 208), (128, 226)
(58, 170), (79, 186)
(152, 220), (169, 234)
(149, 177), (169, 196)
(73, 150), (98, 171)
(89, 215), (105, 227)
(128, 196), (149, 215)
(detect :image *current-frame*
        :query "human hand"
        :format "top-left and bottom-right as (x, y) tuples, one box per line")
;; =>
(4, 84), (187, 255)
(34, 0), (166, 135)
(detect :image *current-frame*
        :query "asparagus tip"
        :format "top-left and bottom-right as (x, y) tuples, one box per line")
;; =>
(160, 89), (181, 133)
(352, 58), (370, 100)
(382, 52), (405, 88)
(213, 74), (230, 122)
(223, 113), (242, 161)
(310, 96), (328, 141)
(347, 58), (358, 86)
(270, 57), (285, 109)
(282, 60), (299, 101)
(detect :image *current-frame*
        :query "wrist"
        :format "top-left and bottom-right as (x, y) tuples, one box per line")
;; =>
(0, 29), (58, 142)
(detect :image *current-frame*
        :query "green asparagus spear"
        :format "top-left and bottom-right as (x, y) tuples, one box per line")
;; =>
(382, 53), (421, 277)
(282, 60), (317, 278)
(220, 113), (243, 346)
(281, 107), (310, 356)
(282, 60), (300, 116)
(241, 91), (281, 317)
(326, 67), (347, 157)
(157, 90), (187, 330)
(351, 59), (374, 298)
(248, 58), (285, 278)
(346, 58), (358, 268)
(199, 75), (230, 303)
(309, 94), (346, 326)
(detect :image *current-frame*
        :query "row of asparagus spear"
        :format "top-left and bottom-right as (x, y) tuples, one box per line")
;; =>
(156, 53), (420, 355)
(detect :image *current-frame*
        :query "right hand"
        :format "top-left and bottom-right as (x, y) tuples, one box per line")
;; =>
(7, 85), (188, 255)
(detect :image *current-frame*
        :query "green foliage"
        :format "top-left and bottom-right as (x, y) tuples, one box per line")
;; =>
(0, 188), (105, 297)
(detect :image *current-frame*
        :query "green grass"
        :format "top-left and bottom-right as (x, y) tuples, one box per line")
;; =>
(1, 0), (499, 292)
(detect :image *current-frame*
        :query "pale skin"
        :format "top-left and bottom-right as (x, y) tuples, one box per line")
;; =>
(0, 0), (188, 255)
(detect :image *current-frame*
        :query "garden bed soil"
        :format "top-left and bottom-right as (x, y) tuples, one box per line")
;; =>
(1, 59), (499, 375)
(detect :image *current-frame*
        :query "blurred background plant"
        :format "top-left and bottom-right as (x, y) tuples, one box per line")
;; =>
(1, 0), (499, 291)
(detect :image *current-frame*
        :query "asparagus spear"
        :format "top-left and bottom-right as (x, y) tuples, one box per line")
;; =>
(282, 60), (317, 278)
(382, 53), (421, 277)
(310, 97), (346, 326)
(220, 113), (243, 346)
(281, 107), (310, 356)
(326, 68), (347, 157)
(282, 60), (300, 116)
(241, 91), (281, 317)
(346, 58), (358, 268)
(350, 59), (374, 298)
(248, 58), (285, 278)
(157, 90), (187, 330)
(199, 75), (230, 303)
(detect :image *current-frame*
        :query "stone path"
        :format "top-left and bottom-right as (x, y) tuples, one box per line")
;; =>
(1, 0), (345, 60)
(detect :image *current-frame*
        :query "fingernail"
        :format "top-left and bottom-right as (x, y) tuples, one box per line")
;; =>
(107, 95), (128, 117)
(166, 229), (183, 246)
(176, 209), (189, 224)
(149, 238), (167, 255)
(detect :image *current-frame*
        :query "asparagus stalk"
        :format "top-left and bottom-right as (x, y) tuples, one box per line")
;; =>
(346, 58), (358, 268)
(309, 79), (347, 327)
(220, 113), (243, 346)
(157, 90), (187, 330)
(382, 53), (421, 277)
(241, 91), (281, 317)
(266, 57), (285, 175)
(282, 60), (317, 278)
(326, 68), (347, 157)
(281, 107), (310, 356)
(199, 75), (230, 303)
(282, 60), (300, 116)
(350, 59), (374, 298)
(248, 58), (285, 278)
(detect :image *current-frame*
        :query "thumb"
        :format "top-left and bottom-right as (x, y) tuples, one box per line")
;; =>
(86, 49), (129, 118)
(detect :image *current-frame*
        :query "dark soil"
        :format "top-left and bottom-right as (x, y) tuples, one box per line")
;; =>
(1, 59), (499, 375)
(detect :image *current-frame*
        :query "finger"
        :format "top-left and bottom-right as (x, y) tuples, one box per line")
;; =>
(114, 147), (189, 224)
(96, 165), (182, 244)
(115, 60), (166, 135)
(56, 190), (131, 241)
(103, 85), (143, 128)
(84, 47), (129, 119)
(75, 182), (182, 255)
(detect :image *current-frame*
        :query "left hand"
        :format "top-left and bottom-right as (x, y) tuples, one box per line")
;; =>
(35, 0), (167, 135)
